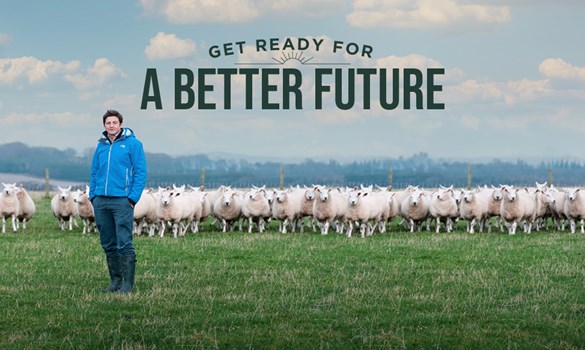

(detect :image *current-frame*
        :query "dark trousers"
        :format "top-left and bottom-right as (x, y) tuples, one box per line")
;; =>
(93, 196), (135, 257)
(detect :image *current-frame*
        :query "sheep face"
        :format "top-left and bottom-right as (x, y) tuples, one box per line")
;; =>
(568, 188), (580, 201)
(503, 188), (517, 202)
(348, 191), (362, 206)
(264, 190), (275, 204)
(222, 190), (237, 206)
(491, 187), (503, 201)
(462, 190), (474, 203)
(435, 189), (449, 201)
(246, 189), (260, 201)
(2, 183), (17, 197)
(409, 190), (424, 207)
(316, 187), (330, 202)
(275, 190), (288, 203)
(544, 191), (556, 205)
(160, 190), (178, 206)
(73, 190), (83, 203)
(57, 186), (72, 201)
(452, 190), (462, 205)
(304, 187), (315, 201)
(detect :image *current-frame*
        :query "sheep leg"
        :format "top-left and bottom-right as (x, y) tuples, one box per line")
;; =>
(2, 217), (5, 233)
(257, 218), (262, 233)
(580, 219), (584, 234)
(510, 221), (517, 235)
(360, 223), (367, 238)
(525, 221), (532, 234)
(10, 215), (17, 232)
(367, 221), (376, 237)
(322, 221), (329, 235)
(281, 219), (289, 234)
(435, 218), (441, 233)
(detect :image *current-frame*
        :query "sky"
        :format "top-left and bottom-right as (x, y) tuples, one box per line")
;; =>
(1, 0), (584, 163)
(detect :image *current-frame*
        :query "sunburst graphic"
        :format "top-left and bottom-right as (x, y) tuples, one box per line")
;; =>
(272, 51), (314, 65)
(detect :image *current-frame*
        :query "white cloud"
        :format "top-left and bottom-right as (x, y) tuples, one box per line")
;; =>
(539, 58), (585, 81)
(347, 0), (511, 32)
(0, 57), (79, 85)
(376, 54), (443, 70)
(0, 111), (92, 126)
(139, 0), (344, 23)
(145, 32), (196, 61)
(64, 58), (125, 90)
(0, 33), (11, 46)
(444, 78), (552, 105)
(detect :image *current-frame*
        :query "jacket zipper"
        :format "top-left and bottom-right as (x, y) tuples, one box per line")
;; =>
(105, 141), (114, 196)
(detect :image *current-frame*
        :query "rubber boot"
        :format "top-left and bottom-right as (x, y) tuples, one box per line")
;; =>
(99, 255), (122, 293)
(118, 254), (136, 294)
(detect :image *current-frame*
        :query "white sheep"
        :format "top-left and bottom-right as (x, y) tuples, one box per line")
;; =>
(51, 186), (78, 231)
(345, 189), (388, 238)
(545, 185), (568, 231)
(399, 188), (430, 233)
(0, 183), (20, 233)
(500, 186), (536, 235)
(485, 186), (504, 233)
(271, 188), (304, 234)
(393, 186), (419, 230)
(73, 185), (95, 234)
(458, 188), (490, 233)
(188, 186), (212, 232)
(312, 186), (348, 235)
(241, 186), (271, 233)
(529, 182), (553, 231)
(13, 184), (36, 231)
(133, 188), (159, 236)
(429, 186), (458, 233)
(297, 186), (317, 233)
(157, 187), (197, 237)
(212, 187), (243, 233)
(563, 188), (585, 234)
(373, 188), (397, 233)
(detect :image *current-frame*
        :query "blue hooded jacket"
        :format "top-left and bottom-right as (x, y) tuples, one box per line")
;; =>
(89, 128), (147, 205)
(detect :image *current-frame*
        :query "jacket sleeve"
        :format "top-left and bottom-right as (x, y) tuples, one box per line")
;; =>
(128, 139), (147, 204)
(89, 144), (100, 201)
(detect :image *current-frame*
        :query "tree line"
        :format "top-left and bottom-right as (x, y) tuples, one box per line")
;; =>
(1, 142), (585, 190)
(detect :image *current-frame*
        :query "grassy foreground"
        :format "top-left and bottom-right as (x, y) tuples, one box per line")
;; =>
(1, 198), (584, 349)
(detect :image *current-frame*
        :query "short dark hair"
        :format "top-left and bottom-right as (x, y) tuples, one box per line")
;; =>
(102, 109), (123, 125)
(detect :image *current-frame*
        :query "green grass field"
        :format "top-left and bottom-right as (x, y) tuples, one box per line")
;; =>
(1, 197), (584, 349)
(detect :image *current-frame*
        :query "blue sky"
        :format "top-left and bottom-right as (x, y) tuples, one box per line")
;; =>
(1, 1), (584, 162)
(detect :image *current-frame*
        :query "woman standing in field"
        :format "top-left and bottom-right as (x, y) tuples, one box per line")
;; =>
(89, 109), (147, 294)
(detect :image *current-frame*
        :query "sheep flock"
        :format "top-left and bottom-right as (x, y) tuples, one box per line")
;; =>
(3, 181), (585, 237)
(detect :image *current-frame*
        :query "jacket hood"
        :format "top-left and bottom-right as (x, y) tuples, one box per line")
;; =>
(99, 127), (136, 142)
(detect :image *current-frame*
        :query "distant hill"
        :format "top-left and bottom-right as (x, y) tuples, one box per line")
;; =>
(1, 142), (585, 189)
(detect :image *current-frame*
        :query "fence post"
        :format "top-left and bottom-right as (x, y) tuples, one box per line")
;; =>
(44, 168), (50, 199)
(200, 167), (206, 190)
(387, 168), (393, 190)
(467, 163), (472, 190)
(279, 164), (284, 190)
(547, 168), (553, 187)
